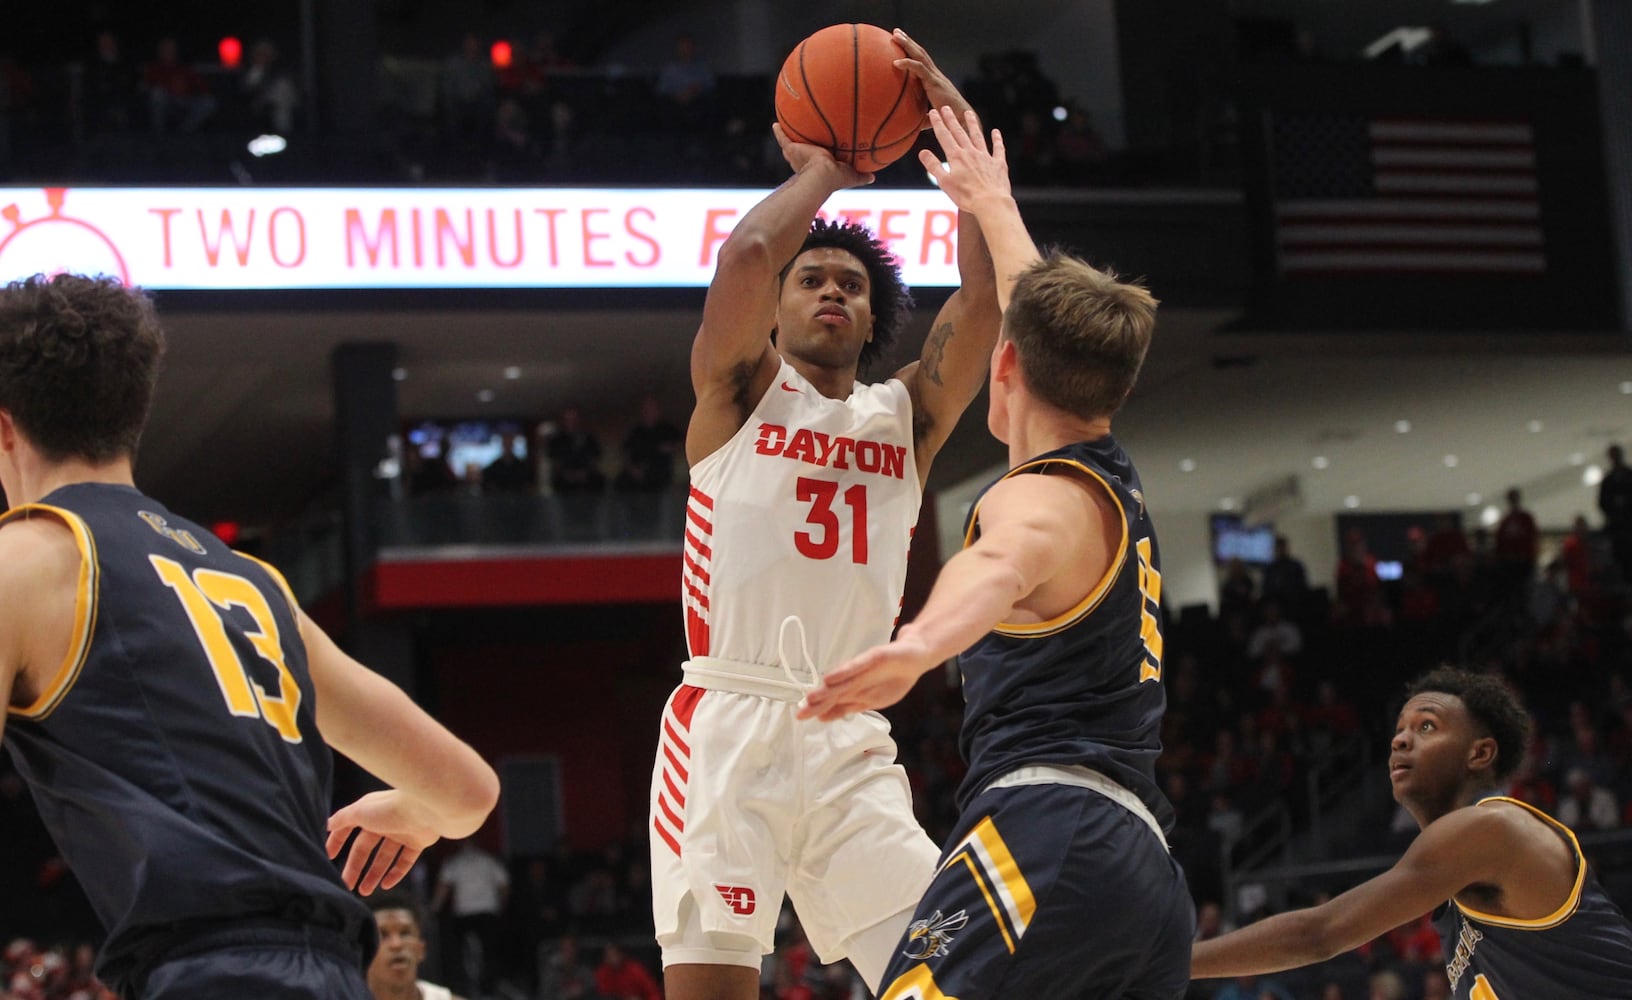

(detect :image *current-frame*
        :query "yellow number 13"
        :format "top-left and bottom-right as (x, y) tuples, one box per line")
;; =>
(150, 555), (303, 743)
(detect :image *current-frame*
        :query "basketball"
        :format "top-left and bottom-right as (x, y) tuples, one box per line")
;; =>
(775, 23), (928, 173)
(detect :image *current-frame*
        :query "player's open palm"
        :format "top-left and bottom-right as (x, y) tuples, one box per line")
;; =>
(327, 789), (441, 896)
(919, 107), (1008, 212)
(799, 637), (937, 722)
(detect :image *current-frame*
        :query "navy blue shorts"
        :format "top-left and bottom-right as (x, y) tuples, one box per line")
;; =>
(132, 923), (371, 1000)
(877, 782), (1194, 1000)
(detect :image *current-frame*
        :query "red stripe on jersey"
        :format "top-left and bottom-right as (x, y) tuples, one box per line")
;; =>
(686, 505), (713, 533)
(684, 576), (710, 610)
(682, 550), (711, 585)
(657, 792), (685, 831)
(663, 719), (691, 758)
(662, 743), (689, 783)
(688, 486), (714, 510)
(653, 817), (682, 857)
(670, 683), (706, 728)
(686, 606), (710, 657)
(684, 528), (713, 561)
(663, 769), (687, 809)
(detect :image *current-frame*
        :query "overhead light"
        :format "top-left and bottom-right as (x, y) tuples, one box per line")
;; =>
(1393, 420), (1411, 434)
(1344, 495), (1361, 509)
(1481, 505), (1501, 526)
(1443, 454), (1459, 468)
(1570, 452), (1586, 465)
(391, 367), (407, 382)
(1364, 26), (1432, 59)
(1219, 497), (1238, 511)
(247, 134), (287, 157)
(1621, 381), (1632, 395)
(503, 366), (522, 380)
(1451, 0), (1497, 5)
(1526, 419), (1544, 433)
(1584, 464), (1604, 487)
(1179, 458), (1197, 473)
(1312, 456), (1330, 470)
(476, 388), (496, 403)
(1466, 492), (1482, 506)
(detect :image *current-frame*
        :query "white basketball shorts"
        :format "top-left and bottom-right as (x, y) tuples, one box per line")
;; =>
(648, 682), (939, 971)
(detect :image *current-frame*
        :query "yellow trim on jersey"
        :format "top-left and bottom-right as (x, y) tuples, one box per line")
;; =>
(961, 458), (1129, 639)
(0, 504), (99, 720)
(880, 963), (960, 1000)
(234, 551), (301, 619)
(941, 815), (1037, 952)
(1453, 796), (1586, 930)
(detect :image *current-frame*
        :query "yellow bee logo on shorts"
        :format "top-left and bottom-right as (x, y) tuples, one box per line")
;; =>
(902, 909), (969, 961)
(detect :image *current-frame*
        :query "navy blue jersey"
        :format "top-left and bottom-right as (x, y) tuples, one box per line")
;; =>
(954, 436), (1173, 834)
(1433, 797), (1632, 999)
(1, 484), (370, 992)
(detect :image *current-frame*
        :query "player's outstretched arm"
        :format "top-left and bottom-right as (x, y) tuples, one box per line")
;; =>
(302, 612), (499, 892)
(918, 107), (1038, 316)
(1190, 807), (1517, 979)
(798, 474), (1077, 721)
(689, 129), (873, 457)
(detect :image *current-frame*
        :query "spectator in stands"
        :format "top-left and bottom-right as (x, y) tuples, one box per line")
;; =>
(545, 406), (605, 494)
(431, 839), (510, 998)
(1260, 535), (1309, 616)
(1366, 968), (1407, 1000)
(537, 934), (599, 1000)
(1558, 516), (1599, 598)
(1334, 528), (1384, 627)
(1422, 514), (1469, 582)
(1219, 557), (1257, 621)
(1420, 967), (1452, 1000)
(1052, 100), (1109, 185)
(1601, 443), (1632, 584)
(1194, 901), (1234, 941)
(489, 98), (541, 181)
(440, 33), (496, 154)
(482, 430), (535, 492)
(613, 395), (682, 493)
(144, 36), (217, 133)
(1494, 487), (1540, 596)
(654, 33), (716, 125)
(406, 441), (460, 494)
(83, 31), (138, 134)
(236, 39), (300, 135)
(1505, 749), (1556, 813)
(1557, 767), (1619, 831)
(593, 943), (660, 1000)
(1247, 601), (1302, 664)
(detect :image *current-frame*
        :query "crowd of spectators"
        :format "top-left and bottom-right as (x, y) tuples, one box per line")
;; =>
(2, 23), (1117, 189)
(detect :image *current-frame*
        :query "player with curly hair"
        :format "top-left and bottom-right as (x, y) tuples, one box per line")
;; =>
(648, 30), (1001, 1000)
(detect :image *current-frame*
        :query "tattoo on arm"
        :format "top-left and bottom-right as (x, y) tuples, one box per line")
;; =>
(921, 321), (954, 387)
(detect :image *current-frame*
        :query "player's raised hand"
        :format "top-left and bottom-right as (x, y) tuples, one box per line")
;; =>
(797, 633), (940, 722)
(772, 122), (875, 187)
(891, 29), (967, 123)
(919, 106), (1009, 211)
(327, 790), (442, 895)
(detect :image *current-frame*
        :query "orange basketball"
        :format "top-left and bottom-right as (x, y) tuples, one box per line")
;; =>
(775, 23), (928, 173)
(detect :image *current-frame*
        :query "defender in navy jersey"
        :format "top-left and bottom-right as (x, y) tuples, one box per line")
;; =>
(1193, 668), (1632, 998)
(801, 107), (1192, 999)
(0, 274), (499, 999)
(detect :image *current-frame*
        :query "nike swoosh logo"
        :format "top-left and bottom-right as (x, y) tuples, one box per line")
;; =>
(781, 381), (801, 393)
(779, 73), (799, 100)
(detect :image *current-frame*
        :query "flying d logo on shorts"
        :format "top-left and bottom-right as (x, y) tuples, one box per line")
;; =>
(714, 884), (756, 915)
(902, 909), (969, 960)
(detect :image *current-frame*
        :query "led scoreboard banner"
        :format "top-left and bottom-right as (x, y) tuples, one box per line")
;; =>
(0, 186), (965, 290)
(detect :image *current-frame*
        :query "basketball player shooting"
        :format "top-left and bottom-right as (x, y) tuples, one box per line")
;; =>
(647, 28), (1002, 1000)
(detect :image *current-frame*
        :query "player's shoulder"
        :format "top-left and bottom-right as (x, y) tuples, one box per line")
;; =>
(0, 513), (83, 592)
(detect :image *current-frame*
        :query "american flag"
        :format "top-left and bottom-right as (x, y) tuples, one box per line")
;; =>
(1269, 112), (1544, 275)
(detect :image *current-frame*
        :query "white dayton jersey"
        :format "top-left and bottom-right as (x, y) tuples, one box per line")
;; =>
(683, 359), (921, 675)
